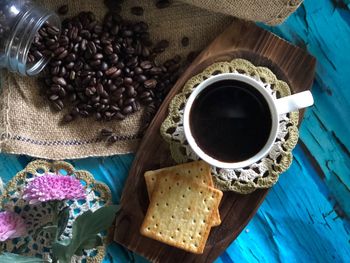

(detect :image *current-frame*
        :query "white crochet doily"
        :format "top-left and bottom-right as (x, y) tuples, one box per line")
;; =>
(161, 59), (299, 194)
(0, 160), (112, 262)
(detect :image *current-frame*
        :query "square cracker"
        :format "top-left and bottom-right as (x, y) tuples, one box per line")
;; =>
(144, 161), (213, 197)
(140, 174), (223, 254)
(144, 161), (221, 226)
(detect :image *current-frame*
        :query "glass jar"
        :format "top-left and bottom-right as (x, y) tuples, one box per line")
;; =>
(0, 0), (61, 76)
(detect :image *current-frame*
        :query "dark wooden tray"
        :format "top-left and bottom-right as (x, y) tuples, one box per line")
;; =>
(114, 19), (316, 263)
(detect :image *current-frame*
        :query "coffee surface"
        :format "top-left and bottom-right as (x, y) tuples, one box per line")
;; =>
(190, 79), (272, 163)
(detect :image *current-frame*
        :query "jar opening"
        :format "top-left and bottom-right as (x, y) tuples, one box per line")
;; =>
(2, 4), (61, 76)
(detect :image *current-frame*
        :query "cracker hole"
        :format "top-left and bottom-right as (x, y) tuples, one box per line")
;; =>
(169, 186), (171, 190)
(183, 240), (186, 243)
(147, 227), (150, 231)
(198, 232), (202, 236)
(156, 203), (159, 206)
(155, 224), (158, 227)
(171, 215), (175, 219)
(203, 219), (206, 224)
(152, 216), (155, 219)
(171, 236), (174, 239)
(176, 173), (179, 175)
(182, 194), (186, 198)
(187, 207), (191, 211)
(200, 168), (203, 171)
(166, 203), (169, 206)
(177, 228), (180, 232)
(190, 236), (194, 240)
(159, 232), (162, 235)
(165, 178), (168, 182)
(204, 198), (207, 202)
(200, 191), (203, 194)
(188, 170), (191, 174)
(160, 191), (164, 194)
(193, 219), (196, 223)
(195, 244), (198, 247)
(176, 182), (180, 186)
(151, 177), (155, 181)
(195, 175), (199, 178)
(188, 187), (191, 190)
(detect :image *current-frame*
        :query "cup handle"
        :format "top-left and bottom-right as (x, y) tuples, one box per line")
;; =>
(275, 91), (314, 115)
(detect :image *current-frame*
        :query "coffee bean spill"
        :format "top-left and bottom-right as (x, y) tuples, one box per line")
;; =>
(36, 2), (197, 142)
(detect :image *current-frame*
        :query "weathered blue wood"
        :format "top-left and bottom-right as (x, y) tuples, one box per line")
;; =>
(1, 145), (349, 262)
(216, 144), (350, 263)
(262, 0), (350, 217)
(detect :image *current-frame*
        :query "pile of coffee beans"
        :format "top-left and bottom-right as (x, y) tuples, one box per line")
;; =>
(39, 4), (184, 126)
(27, 23), (60, 65)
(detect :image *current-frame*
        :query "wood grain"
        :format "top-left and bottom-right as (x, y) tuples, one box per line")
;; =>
(114, 19), (316, 263)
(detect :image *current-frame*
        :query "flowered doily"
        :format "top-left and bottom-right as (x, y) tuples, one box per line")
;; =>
(0, 160), (112, 262)
(160, 59), (299, 194)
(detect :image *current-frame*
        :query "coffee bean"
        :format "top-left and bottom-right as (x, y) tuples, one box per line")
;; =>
(156, 39), (169, 49)
(52, 77), (67, 86)
(132, 101), (141, 111)
(105, 67), (118, 76)
(47, 26), (60, 36)
(107, 135), (118, 143)
(122, 105), (133, 114)
(57, 50), (68, 60)
(181, 36), (189, 47)
(149, 67), (162, 75)
(52, 100), (64, 111)
(63, 114), (74, 123)
(187, 51), (199, 63)
(57, 5), (69, 15)
(131, 6), (144, 16)
(144, 79), (157, 89)
(115, 112), (126, 120)
(49, 94), (59, 101)
(124, 98), (135, 105)
(87, 41), (97, 54)
(140, 61), (152, 70)
(156, 0), (171, 9)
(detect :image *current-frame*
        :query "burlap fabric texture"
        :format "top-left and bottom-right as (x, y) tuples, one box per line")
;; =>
(0, 0), (302, 160)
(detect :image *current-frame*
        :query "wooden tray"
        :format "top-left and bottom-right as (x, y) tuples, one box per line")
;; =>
(114, 19), (316, 263)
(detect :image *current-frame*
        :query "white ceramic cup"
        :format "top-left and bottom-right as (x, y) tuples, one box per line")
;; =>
(183, 73), (314, 169)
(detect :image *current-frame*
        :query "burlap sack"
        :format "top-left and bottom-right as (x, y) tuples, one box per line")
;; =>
(181, 0), (303, 25)
(0, 0), (302, 160)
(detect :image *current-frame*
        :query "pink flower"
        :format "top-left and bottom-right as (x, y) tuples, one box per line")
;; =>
(23, 174), (86, 204)
(0, 211), (27, 241)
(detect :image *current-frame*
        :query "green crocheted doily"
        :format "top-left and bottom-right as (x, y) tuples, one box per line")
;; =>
(0, 160), (112, 263)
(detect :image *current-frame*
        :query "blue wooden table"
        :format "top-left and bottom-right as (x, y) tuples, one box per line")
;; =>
(1, 0), (349, 262)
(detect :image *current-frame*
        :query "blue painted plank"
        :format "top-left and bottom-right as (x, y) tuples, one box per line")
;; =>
(262, 0), (350, 216)
(3, 144), (348, 262)
(218, 145), (350, 263)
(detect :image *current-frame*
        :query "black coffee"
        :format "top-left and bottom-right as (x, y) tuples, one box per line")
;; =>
(190, 79), (272, 163)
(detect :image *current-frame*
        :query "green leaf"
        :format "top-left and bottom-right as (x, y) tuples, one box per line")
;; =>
(52, 205), (119, 263)
(43, 225), (58, 236)
(0, 253), (47, 263)
(75, 235), (103, 256)
(56, 206), (70, 239)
